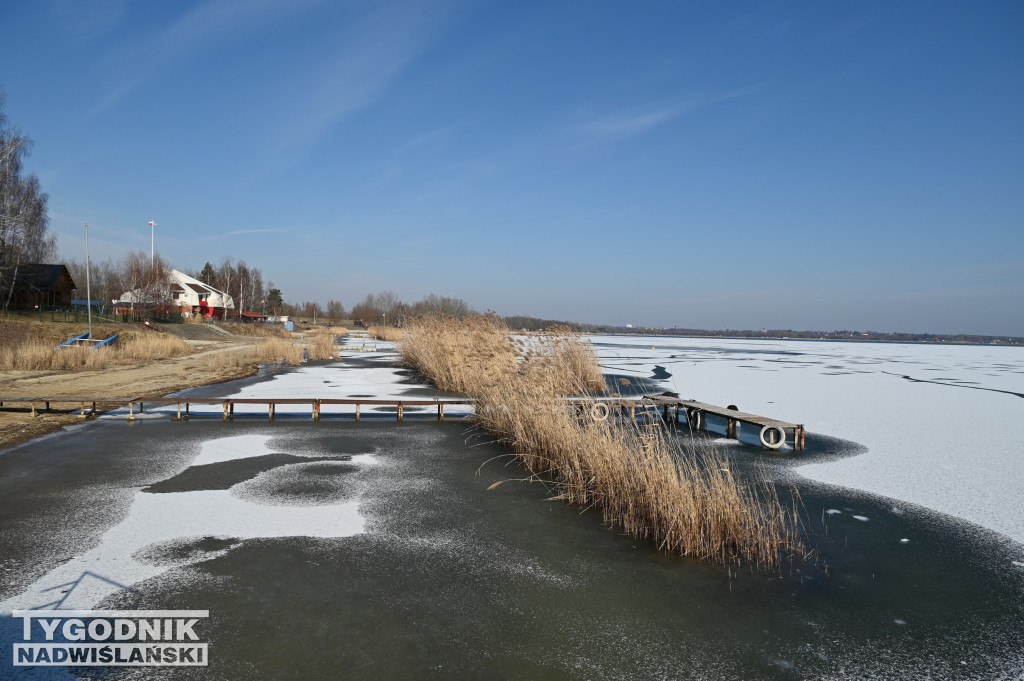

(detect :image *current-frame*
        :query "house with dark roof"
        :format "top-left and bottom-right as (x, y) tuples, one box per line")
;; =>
(6, 264), (76, 309)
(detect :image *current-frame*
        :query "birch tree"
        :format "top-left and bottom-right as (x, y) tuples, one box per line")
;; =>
(0, 91), (55, 307)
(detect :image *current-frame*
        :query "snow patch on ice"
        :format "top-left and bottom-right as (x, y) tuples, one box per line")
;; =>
(0, 435), (368, 614)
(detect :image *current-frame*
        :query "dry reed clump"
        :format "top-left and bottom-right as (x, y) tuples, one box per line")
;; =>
(115, 331), (191, 360)
(0, 341), (106, 371)
(204, 350), (244, 373)
(304, 325), (348, 336)
(400, 314), (803, 571)
(246, 333), (337, 366)
(367, 326), (403, 342)
(306, 334), (337, 361)
(249, 337), (306, 365)
(217, 321), (292, 338)
(0, 327), (192, 371)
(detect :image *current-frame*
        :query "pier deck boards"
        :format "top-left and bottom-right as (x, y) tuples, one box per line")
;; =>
(0, 395), (805, 450)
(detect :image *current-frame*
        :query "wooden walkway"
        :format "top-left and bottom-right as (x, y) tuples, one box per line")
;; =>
(0, 395), (805, 450)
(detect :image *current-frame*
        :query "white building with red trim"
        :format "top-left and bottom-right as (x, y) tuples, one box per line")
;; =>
(116, 269), (235, 320)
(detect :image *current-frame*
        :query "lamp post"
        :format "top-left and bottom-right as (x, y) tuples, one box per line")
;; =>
(85, 223), (92, 339)
(149, 220), (156, 265)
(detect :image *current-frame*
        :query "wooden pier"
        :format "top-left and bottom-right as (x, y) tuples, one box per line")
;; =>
(0, 395), (805, 450)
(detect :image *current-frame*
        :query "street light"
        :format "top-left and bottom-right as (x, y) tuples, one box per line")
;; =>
(149, 220), (156, 265)
(85, 223), (92, 339)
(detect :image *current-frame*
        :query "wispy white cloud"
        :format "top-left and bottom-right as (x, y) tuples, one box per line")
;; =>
(579, 85), (766, 144)
(274, 3), (461, 155)
(194, 228), (292, 244)
(225, 228), (291, 236)
(50, 0), (128, 44)
(90, 0), (323, 114)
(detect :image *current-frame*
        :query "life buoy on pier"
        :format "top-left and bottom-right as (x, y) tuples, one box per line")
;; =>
(759, 425), (786, 450)
(687, 409), (703, 430)
(590, 402), (610, 421)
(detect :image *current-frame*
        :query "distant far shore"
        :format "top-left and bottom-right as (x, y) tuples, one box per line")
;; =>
(584, 330), (1024, 346)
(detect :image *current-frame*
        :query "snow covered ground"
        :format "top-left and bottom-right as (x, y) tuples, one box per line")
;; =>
(589, 335), (1024, 545)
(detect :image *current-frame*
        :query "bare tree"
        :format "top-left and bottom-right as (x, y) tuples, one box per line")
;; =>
(326, 299), (346, 321)
(115, 251), (172, 315)
(1, 91), (56, 308)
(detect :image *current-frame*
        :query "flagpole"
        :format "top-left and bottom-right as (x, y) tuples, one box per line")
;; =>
(150, 220), (155, 265)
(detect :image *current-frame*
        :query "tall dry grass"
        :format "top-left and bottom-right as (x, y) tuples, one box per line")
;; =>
(305, 325), (348, 336)
(367, 326), (403, 342)
(400, 314), (803, 571)
(0, 328), (191, 372)
(246, 333), (337, 366)
(217, 321), (292, 338)
(306, 334), (337, 361)
(116, 331), (191, 360)
(249, 337), (306, 365)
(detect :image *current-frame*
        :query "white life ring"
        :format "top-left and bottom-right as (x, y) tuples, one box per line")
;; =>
(687, 409), (703, 430)
(759, 425), (786, 449)
(591, 402), (610, 421)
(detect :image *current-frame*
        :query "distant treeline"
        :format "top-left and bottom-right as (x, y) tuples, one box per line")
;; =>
(499, 316), (1024, 346)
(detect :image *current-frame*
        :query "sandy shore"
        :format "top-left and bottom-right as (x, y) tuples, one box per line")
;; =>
(0, 336), (265, 451)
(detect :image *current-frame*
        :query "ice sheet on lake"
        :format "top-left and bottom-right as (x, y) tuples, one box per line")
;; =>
(589, 335), (1024, 544)
(0, 435), (365, 613)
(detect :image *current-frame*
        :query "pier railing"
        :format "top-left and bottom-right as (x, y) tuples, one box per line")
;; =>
(0, 395), (805, 451)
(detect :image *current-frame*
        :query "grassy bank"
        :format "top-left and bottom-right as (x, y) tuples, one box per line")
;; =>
(0, 323), (193, 372)
(400, 314), (803, 570)
(367, 326), (403, 342)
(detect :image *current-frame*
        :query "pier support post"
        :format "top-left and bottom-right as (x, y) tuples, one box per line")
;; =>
(127, 402), (135, 421)
(268, 403), (275, 421)
(176, 402), (182, 421)
(398, 403), (404, 422)
(356, 403), (361, 422)
(438, 404), (444, 421)
(313, 401), (320, 421)
(223, 402), (229, 422)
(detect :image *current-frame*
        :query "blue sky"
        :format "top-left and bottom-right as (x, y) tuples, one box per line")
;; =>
(2, 1), (1022, 335)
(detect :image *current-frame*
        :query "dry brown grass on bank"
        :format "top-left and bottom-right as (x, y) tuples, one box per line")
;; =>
(0, 326), (192, 372)
(367, 326), (403, 342)
(399, 314), (803, 571)
(304, 325), (348, 336)
(217, 321), (292, 338)
(249, 337), (306, 365)
(116, 331), (192, 360)
(306, 334), (337, 361)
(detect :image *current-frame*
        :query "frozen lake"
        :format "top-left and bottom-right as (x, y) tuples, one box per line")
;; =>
(1, 339), (1022, 678)
(589, 335), (1024, 544)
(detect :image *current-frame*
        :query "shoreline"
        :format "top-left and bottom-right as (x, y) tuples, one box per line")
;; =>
(0, 336), (267, 451)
